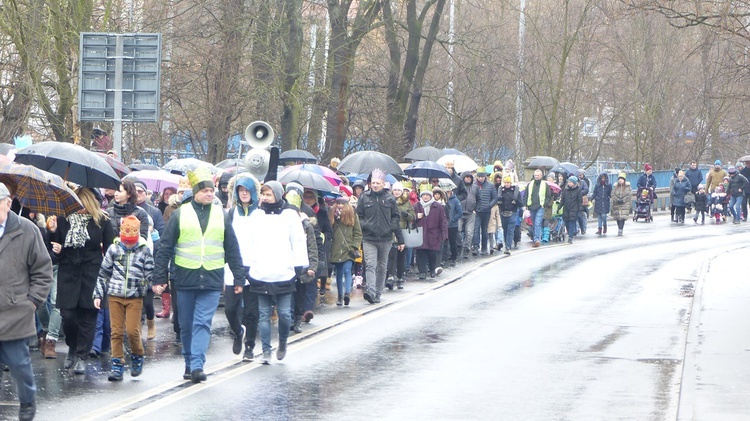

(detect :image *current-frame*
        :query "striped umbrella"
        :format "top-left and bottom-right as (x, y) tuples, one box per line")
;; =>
(278, 164), (342, 186)
(0, 162), (83, 216)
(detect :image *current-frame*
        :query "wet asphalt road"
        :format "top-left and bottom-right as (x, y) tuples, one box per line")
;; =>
(1, 213), (748, 420)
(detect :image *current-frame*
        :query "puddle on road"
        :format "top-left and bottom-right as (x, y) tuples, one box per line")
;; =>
(585, 326), (629, 353)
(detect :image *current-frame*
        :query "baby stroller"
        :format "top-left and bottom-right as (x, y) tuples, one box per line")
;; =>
(549, 200), (567, 242)
(633, 187), (654, 222)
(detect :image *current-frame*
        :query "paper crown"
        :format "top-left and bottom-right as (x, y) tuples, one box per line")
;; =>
(120, 215), (141, 244)
(371, 168), (386, 181)
(286, 189), (302, 209)
(187, 167), (215, 194)
(418, 184), (433, 196)
(177, 177), (191, 192)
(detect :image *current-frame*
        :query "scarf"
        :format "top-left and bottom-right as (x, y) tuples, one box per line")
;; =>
(261, 200), (284, 215)
(421, 199), (435, 216)
(64, 213), (92, 248)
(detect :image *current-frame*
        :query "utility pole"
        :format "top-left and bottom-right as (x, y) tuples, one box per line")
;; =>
(515, 0), (527, 161)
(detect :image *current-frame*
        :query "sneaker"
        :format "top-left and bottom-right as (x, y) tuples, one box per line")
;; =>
(302, 310), (314, 323)
(19, 401), (35, 421)
(344, 293), (350, 306)
(567, 238), (573, 244)
(191, 369), (207, 383)
(242, 347), (255, 362)
(434, 267), (443, 276)
(130, 354), (144, 377)
(363, 291), (375, 304)
(73, 357), (86, 375)
(233, 326), (246, 355)
(396, 279), (404, 289)
(183, 367), (192, 380)
(277, 341), (287, 361)
(503, 248), (510, 255)
(373, 296), (381, 303)
(385, 276), (394, 290)
(337, 296), (343, 306)
(261, 350), (272, 365)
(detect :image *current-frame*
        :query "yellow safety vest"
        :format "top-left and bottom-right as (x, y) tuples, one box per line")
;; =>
(175, 203), (225, 270)
(526, 179), (548, 207)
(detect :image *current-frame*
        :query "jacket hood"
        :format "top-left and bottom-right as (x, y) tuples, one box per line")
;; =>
(598, 172), (610, 184)
(232, 173), (261, 212)
(461, 171), (474, 183)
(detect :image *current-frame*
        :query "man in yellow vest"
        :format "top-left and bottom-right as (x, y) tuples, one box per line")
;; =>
(154, 167), (245, 383)
(526, 169), (552, 248)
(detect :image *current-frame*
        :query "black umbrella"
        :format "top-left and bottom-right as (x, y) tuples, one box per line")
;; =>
(129, 163), (161, 171)
(279, 149), (318, 163)
(404, 146), (445, 162)
(277, 168), (337, 193)
(550, 162), (579, 175)
(14, 141), (121, 189)
(338, 151), (404, 176)
(403, 161), (452, 179)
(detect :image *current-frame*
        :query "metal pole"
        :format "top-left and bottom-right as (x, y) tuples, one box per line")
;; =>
(515, 0), (526, 161)
(447, 0), (455, 140)
(114, 35), (124, 159)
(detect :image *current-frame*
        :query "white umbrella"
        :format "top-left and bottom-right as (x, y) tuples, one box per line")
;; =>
(437, 154), (478, 173)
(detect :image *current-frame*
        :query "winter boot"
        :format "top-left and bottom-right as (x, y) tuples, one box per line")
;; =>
(42, 338), (57, 359)
(385, 276), (394, 290)
(596, 228), (602, 235)
(337, 295), (343, 306)
(541, 227), (550, 243)
(396, 279), (405, 289)
(618, 229), (623, 236)
(156, 292), (171, 318)
(293, 316), (303, 333)
(147, 319), (156, 340)
(108, 358), (124, 381)
(603, 224), (607, 234)
(344, 293), (351, 306)
(130, 354), (144, 377)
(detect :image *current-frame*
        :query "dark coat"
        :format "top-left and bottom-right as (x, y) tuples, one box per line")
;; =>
(474, 178), (498, 213)
(446, 194), (462, 228)
(592, 174), (613, 215)
(50, 215), (115, 310)
(356, 189), (404, 244)
(414, 201), (448, 251)
(694, 191), (708, 212)
(672, 177), (692, 207)
(685, 167), (703, 193)
(0, 212), (53, 341)
(728, 173), (748, 197)
(497, 185), (522, 213)
(560, 185), (582, 222)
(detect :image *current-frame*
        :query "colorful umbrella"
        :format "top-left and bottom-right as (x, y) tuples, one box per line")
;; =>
(14, 141), (121, 190)
(0, 162), (83, 216)
(278, 168), (338, 193)
(278, 164), (342, 186)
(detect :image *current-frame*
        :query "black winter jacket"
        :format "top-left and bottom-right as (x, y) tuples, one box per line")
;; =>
(561, 185), (582, 221)
(356, 189), (404, 244)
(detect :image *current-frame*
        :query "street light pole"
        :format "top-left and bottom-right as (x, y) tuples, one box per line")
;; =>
(515, 0), (527, 161)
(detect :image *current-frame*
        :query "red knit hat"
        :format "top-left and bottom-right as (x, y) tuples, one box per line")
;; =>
(644, 163), (652, 171)
(120, 215), (140, 246)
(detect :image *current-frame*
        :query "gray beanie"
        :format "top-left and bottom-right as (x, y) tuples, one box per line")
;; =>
(263, 181), (285, 202)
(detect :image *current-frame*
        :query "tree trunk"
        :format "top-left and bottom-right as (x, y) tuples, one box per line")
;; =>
(279, 0), (304, 152)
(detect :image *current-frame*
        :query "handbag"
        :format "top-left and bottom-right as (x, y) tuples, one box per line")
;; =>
(401, 225), (423, 248)
(684, 192), (696, 205)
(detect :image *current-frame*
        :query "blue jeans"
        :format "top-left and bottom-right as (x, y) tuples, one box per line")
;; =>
(597, 213), (608, 229)
(578, 207), (588, 234)
(730, 195), (743, 220)
(258, 293), (292, 353)
(0, 338), (35, 404)
(566, 220), (578, 239)
(91, 308), (111, 354)
(530, 208), (544, 242)
(176, 289), (221, 371)
(500, 212), (517, 248)
(335, 260), (354, 296)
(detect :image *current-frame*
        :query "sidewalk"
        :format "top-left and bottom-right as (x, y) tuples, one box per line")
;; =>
(679, 245), (750, 420)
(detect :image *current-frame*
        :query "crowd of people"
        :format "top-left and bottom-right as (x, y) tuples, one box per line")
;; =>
(3, 151), (750, 421)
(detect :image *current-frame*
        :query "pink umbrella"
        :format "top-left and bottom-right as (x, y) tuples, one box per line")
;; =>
(278, 164), (342, 187)
(124, 170), (183, 192)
